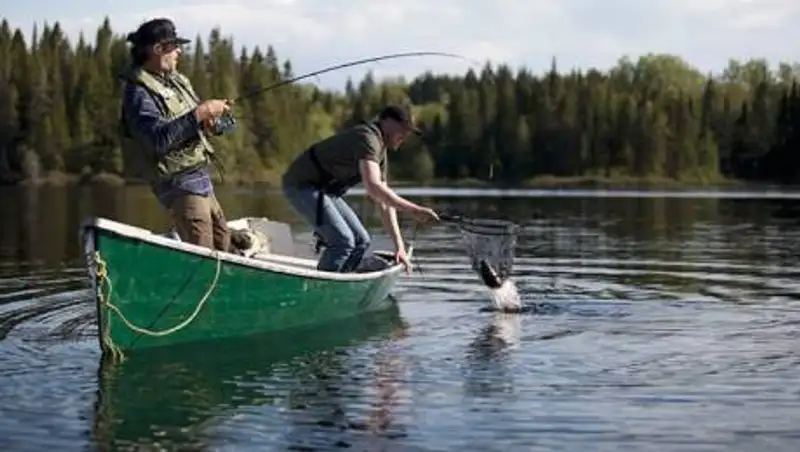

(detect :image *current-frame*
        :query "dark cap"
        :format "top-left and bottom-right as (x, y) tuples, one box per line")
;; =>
(378, 105), (422, 135)
(126, 18), (190, 47)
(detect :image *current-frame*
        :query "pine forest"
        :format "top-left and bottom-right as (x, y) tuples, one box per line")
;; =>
(1, 17), (799, 188)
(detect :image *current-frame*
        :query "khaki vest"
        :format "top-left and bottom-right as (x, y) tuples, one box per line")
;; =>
(119, 66), (215, 183)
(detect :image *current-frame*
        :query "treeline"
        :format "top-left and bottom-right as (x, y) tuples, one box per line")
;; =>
(1, 16), (800, 187)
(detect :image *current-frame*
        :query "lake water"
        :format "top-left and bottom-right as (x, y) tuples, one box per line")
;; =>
(2, 184), (800, 451)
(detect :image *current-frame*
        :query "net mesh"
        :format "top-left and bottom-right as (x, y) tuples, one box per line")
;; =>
(456, 217), (520, 281)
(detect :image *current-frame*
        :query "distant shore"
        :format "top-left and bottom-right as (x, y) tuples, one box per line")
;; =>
(391, 175), (745, 190)
(0, 169), (761, 191)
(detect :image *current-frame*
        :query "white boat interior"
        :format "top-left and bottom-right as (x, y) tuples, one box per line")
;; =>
(82, 216), (402, 282)
(157, 216), (397, 274)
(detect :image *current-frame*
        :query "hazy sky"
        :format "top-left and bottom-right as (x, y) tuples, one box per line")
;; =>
(4, 0), (800, 90)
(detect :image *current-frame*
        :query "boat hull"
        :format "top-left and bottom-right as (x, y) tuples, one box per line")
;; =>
(81, 217), (404, 354)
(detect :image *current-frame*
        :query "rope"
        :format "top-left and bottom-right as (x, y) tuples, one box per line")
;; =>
(90, 249), (223, 361)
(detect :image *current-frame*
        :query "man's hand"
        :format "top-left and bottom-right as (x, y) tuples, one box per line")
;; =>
(412, 206), (440, 224)
(395, 247), (412, 275)
(195, 99), (231, 122)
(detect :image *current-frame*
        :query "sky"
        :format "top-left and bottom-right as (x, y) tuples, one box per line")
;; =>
(3, 0), (800, 91)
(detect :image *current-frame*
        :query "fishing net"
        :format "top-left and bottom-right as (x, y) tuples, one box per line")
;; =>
(451, 216), (520, 281)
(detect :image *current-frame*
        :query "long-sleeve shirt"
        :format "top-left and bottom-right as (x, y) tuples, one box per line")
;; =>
(122, 79), (213, 208)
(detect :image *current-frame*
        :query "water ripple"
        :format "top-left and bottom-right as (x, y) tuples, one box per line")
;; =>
(3, 194), (800, 451)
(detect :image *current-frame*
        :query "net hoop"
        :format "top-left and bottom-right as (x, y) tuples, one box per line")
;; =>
(452, 217), (520, 281)
(458, 218), (519, 236)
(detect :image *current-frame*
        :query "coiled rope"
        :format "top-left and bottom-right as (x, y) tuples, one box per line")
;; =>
(90, 250), (223, 362)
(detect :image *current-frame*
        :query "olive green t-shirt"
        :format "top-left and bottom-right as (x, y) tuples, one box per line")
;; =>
(283, 121), (388, 188)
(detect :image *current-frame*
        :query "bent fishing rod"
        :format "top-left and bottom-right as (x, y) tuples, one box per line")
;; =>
(210, 51), (478, 134)
(233, 51), (479, 102)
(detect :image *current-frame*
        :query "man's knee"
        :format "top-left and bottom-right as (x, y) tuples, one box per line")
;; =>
(210, 195), (231, 252)
(354, 232), (371, 251)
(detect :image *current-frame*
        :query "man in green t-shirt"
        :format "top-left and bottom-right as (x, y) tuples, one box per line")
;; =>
(282, 105), (440, 273)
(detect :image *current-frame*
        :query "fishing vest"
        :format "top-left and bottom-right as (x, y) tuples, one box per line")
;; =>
(118, 66), (216, 184)
(309, 120), (386, 197)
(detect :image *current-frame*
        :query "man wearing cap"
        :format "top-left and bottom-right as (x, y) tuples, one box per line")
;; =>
(119, 18), (234, 252)
(282, 105), (440, 273)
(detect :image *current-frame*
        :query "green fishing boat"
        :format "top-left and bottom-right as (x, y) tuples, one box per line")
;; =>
(80, 216), (408, 357)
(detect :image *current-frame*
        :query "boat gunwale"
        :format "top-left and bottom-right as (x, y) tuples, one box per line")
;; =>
(80, 216), (410, 283)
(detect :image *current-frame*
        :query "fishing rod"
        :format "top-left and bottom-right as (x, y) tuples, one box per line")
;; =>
(210, 51), (478, 134)
(235, 51), (478, 102)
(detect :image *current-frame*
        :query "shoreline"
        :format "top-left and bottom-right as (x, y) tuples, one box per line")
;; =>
(2, 170), (796, 192)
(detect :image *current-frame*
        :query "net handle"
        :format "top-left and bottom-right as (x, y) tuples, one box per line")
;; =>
(438, 212), (464, 224)
(439, 212), (519, 235)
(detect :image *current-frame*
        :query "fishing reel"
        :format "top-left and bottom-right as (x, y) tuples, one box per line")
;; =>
(208, 111), (238, 136)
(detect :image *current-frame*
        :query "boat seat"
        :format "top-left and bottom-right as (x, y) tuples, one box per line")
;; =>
(153, 217), (298, 260)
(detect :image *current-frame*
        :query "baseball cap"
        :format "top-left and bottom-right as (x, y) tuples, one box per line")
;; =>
(378, 105), (422, 135)
(126, 18), (191, 47)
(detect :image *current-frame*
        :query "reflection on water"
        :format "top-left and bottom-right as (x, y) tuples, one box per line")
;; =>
(2, 184), (800, 272)
(2, 185), (800, 450)
(91, 307), (408, 451)
(0, 185), (303, 273)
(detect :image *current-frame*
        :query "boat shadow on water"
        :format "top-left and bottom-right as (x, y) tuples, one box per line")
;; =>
(90, 305), (411, 451)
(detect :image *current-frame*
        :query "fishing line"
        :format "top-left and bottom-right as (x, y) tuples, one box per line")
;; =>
(409, 220), (424, 275)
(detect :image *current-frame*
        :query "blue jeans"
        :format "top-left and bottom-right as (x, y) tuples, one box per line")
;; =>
(282, 185), (371, 272)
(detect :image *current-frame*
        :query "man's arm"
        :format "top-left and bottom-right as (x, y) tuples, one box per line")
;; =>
(123, 83), (202, 156)
(359, 159), (422, 213)
(379, 198), (405, 254)
(377, 160), (404, 253)
(381, 204), (405, 253)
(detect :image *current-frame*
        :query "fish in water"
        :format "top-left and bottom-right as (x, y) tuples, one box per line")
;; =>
(479, 259), (505, 289)
(478, 259), (522, 313)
